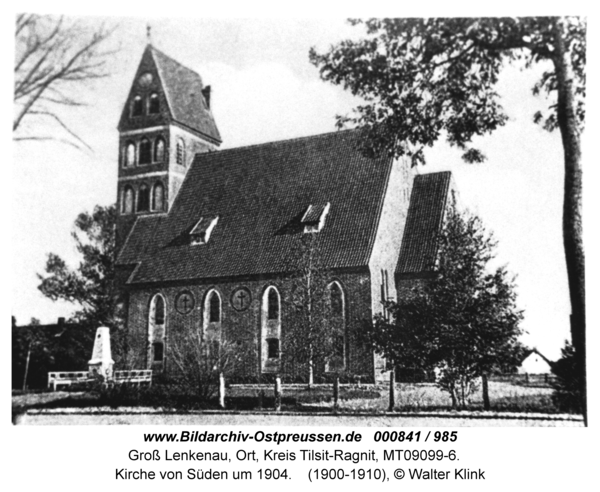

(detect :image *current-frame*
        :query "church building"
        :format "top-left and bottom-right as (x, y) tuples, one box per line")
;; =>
(115, 44), (453, 383)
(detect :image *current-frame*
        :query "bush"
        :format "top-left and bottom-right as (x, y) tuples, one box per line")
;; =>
(551, 342), (583, 413)
(169, 331), (256, 402)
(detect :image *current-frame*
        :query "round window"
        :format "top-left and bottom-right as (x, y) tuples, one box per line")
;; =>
(138, 72), (153, 87)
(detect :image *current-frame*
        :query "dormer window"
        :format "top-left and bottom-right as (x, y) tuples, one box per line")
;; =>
(190, 216), (219, 245)
(301, 202), (330, 233)
(132, 95), (143, 117)
(149, 93), (160, 114)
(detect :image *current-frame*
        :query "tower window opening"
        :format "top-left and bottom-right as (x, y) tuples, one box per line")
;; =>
(149, 93), (160, 114)
(176, 138), (186, 166)
(125, 142), (136, 167)
(154, 137), (165, 162)
(139, 138), (151, 165)
(138, 184), (150, 212)
(152, 182), (165, 212)
(122, 186), (135, 214)
(132, 95), (143, 117)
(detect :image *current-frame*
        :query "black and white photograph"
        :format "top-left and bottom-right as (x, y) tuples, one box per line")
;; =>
(7, 5), (597, 488)
(11, 12), (587, 423)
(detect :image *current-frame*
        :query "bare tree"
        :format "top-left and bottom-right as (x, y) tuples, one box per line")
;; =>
(14, 14), (115, 150)
(283, 233), (339, 386)
(170, 331), (256, 401)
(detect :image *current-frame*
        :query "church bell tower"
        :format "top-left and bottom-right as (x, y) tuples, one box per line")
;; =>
(115, 40), (221, 249)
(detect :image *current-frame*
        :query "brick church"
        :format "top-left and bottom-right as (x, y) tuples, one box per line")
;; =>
(115, 43), (453, 383)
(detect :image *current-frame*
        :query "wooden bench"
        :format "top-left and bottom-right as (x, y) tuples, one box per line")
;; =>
(47, 370), (152, 391)
(48, 371), (91, 391)
(114, 370), (152, 386)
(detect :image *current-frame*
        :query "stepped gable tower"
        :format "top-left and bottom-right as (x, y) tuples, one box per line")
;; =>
(116, 42), (221, 250)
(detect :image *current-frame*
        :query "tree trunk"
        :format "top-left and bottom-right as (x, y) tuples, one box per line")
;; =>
(218, 372), (225, 409)
(333, 376), (339, 410)
(388, 368), (395, 411)
(23, 343), (32, 392)
(258, 390), (264, 409)
(482, 373), (490, 411)
(552, 17), (586, 425)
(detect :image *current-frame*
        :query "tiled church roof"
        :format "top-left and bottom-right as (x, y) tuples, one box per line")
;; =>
(151, 47), (221, 143)
(118, 130), (393, 284)
(396, 171), (451, 276)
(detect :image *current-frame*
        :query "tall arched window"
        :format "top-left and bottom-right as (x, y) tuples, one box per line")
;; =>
(152, 182), (165, 212)
(326, 281), (346, 372)
(155, 296), (165, 324)
(261, 286), (281, 373)
(148, 294), (167, 368)
(154, 137), (165, 162)
(138, 184), (150, 212)
(149, 93), (160, 114)
(132, 95), (143, 117)
(330, 282), (343, 317)
(176, 138), (186, 166)
(125, 142), (136, 167)
(203, 289), (222, 361)
(209, 293), (220, 322)
(122, 186), (135, 214)
(139, 138), (151, 165)
(268, 288), (279, 320)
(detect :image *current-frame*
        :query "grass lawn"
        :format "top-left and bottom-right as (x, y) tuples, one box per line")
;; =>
(231, 381), (555, 413)
(13, 380), (559, 417)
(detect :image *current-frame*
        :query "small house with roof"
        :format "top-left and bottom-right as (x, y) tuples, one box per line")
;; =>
(518, 349), (554, 375)
(115, 44), (454, 382)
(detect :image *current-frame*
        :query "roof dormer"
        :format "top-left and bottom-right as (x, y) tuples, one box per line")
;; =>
(190, 216), (219, 245)
(301, 202), (330, 233)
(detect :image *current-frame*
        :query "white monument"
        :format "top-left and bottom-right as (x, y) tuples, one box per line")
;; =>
(88, 327), (114, 379)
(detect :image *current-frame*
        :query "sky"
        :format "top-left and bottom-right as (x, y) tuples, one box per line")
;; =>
(10, 14), (586, 361)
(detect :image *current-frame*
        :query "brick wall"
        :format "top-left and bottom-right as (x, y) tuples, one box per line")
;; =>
(125, 270), (377, 383)
(396, 277), (428, 301)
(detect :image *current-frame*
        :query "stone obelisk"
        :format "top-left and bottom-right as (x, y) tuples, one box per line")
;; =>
(88, 327), (114, 380)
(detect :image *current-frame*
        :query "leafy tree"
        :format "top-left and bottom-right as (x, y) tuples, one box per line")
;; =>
(37, 204), (126, 356)
(310, 16), (585, 419)
(12, 318), (96, 390)
(14, 14), (115, 149)
(364, 199), (524, 409)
